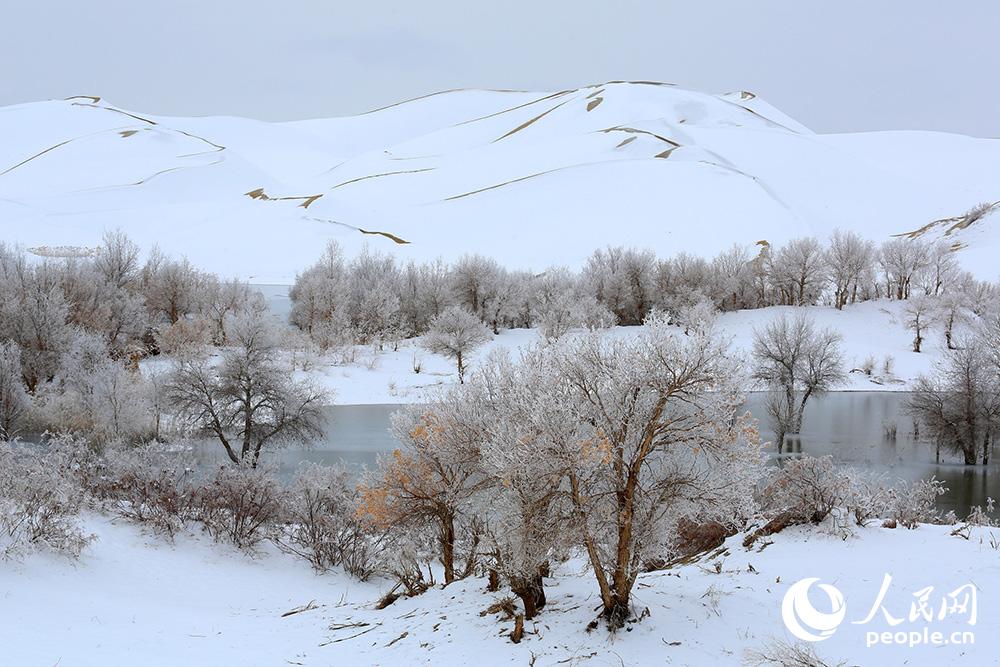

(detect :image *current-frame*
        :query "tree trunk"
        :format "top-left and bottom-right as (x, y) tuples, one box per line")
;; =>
(440, 514), (456, 584)
(963, 442), (977, 466)
(511, 572), (546, 620)
(456, 350), (464, 384)
(794, 387), (812, 434)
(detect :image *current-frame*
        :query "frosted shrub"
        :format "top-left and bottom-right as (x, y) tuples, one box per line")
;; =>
(194, 465), (284, 549)
(420, 306), (491, 383)
(154, 317), (212, 355)
(0, 444), (91, 559)
(884, 478), (946, 528)
(760, 456), (853, 525)
(86, 447), (197, 538)
(372, 523), (439, 597)
(277, 463), (382, 578)
(758, 458), (947, 532)
(964, 498), (995, 527)
(39, 336), (154, 449)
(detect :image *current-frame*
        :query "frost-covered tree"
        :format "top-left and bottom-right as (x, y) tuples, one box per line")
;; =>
(674, 295), (718, 336)
(771, 237), (826, 306)
(94, 229), (142, 289)
(450, 254), (502, 318)
(471, 351), (577, 617)
(710, 244), (754, 311)
(655, 252), (713, 313)
(0, 342), (29, 440)
(141, 250), (203, 325)
(166, 311), (327, 466)
(924, 242), (960, 297)
(359, 397), (490, 585)
(346, 246), (402, 344)
(903, 294), (937, 353)
(397, 259), (453, 336)
(825, 230), (875, 309)
(199, 277), (263, 345)
(752, 313), (845, 448)
(289, 241), (352, 347)
(38, 330), (151, 447)
(0, 267), (72, 392)
(546, 317), (761, 627)
(879, 237), (930, 300)
(480, 268), (522, 334)
(937, 287), (973, 350)
(582, 246), (656, 325)
(907, 339), (1000, 465)
(421, 306), (491, 383)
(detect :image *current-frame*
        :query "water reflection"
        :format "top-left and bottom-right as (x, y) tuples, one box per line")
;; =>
(183, 393), (997, 517)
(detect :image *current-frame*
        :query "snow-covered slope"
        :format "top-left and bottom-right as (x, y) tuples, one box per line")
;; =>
(2, 84), (998, 282)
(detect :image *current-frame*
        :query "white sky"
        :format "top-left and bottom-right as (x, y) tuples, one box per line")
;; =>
(2, 0), (998, 135)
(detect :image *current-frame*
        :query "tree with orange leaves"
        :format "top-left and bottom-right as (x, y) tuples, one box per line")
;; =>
(357, 392), (489, 585)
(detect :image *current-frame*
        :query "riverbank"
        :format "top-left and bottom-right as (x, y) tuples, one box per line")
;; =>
(288, 300), (944, 405)
(1, 513), (995, 666)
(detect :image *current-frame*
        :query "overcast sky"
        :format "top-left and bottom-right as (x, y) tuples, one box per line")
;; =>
(2, 0), (997, 135)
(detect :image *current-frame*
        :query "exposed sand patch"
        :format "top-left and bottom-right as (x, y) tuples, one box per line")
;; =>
(245, 188), (324, 209)
(329, 168), (435, 190)
(894, 201), (999, 239)
(493, 99), (573, 142)
(454, 90), (573, 127)
(358, 228), (410, 244)
(306, 217), (410, 244)
(0, 138), (77, 176)
(70, 101), (157, 125)
(599, 126), (681, 148)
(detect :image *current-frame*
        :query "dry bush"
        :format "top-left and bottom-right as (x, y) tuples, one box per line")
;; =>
(193, 465), (284, 549)
(745, 637), (846, 667)
(672, 518), (732, 558)
(276, 463), (383, 579)
(0, 443), (91, 559)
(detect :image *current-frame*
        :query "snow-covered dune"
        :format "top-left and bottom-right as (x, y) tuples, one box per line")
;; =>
(1, 84), (998, 282)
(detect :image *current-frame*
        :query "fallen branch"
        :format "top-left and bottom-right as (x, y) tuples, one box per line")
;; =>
(386, 631), (408, 647)
(281, 600), (319, 618)
(320, 624), (380, 646)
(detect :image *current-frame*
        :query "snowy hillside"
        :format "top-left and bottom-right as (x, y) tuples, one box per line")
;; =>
(2, 84), (998, 282)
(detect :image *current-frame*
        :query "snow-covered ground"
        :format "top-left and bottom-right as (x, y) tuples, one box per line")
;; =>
(1, 514), (995, 666)
(301, 300), (941, 405)
(2, 84), (998, 283)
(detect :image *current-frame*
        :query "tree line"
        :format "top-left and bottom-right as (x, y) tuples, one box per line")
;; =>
(289, 225), (996, 352)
